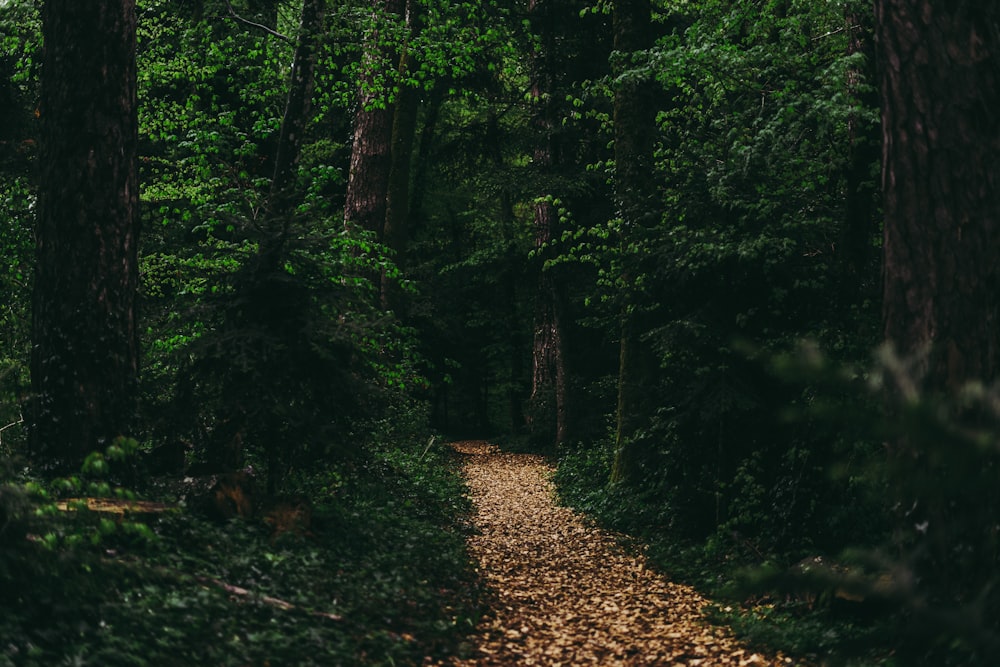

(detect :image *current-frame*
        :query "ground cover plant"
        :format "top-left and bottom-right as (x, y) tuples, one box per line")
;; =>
(0, 435), (481, 666)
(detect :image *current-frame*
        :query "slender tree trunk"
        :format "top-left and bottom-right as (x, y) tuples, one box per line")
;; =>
(261, 0), (325, 264)
(839, 5), (880, 296)
(407, 85), (442, 237)
(506, 263), (528, 434)
(343, 0), (405, 239)
(529, 211), (569, 445)
(876, 1), (1000, 390)
(30, 0), (139, 470)
(610, 0), (658, 484)
(381, 0), (421, 313)
(526, 0), (570, 447)
(208, 0), (325, 478)
(487, 107), (529, 435)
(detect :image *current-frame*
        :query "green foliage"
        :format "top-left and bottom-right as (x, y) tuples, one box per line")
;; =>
(0, 433), (480, 666)
(0, 176), (31, 448)
(704, 602), (890, 665)
(131, 0), (437, 480)
(5, 0), (990, 663)
(553, 0), (883, 541)
(0, 0), (37, 452)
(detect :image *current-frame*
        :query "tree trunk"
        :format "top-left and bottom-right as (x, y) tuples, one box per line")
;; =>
(261, 0), (325, 264)
(30, 0), (139, 471)
(407, 85), (443, 238)
(343, 0), (405, 239)
(876, 1), (1000, 391)
(381, 0), (421, 313)
(839, 5), (880, 297)
(610, 0), (658, 484)
(526, 0), (571, 447)
(214, 0), (325, 481)
(529, 213), (570, 446)
(245, 0), (279, 29)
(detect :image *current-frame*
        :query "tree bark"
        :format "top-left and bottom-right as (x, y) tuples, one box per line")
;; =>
(529, 210), (570, 446)
(876, 1), (1000, 391)
(343, 0), (405, 239)
(610, 0), (658, 484)
(526, 0), (571, 447)
(30, 0), (139, 470)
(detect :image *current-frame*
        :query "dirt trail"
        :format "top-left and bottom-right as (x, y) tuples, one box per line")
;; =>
(435, 440), (800, 667)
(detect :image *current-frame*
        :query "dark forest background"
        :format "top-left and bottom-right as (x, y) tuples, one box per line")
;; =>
(2, 1), (1000, 664)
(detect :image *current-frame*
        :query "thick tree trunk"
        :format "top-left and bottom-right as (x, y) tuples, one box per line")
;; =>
(610, 0), (658, 484)
(30, 0), (139, 470)
(876, 1), (1000, 390)
(876, 5), (1000, 630)
(343, 0), (405, 239)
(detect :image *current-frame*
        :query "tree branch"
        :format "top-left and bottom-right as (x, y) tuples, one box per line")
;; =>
(195, 575), (342, 621)
(0, 413), (23, 453)
(224, 0), (292, 43)
(812, 25), (855, 42)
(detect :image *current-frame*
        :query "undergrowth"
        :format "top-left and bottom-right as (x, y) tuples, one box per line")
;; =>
(551, 439), (896, 666)
(0, 438), (481, 666)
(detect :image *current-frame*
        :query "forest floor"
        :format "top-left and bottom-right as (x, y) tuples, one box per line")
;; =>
(433, 440), (805, 667)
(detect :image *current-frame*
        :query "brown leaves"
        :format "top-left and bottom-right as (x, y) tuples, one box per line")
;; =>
(429, 441), (804, 667)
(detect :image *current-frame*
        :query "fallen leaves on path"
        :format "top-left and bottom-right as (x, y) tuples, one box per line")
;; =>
(432, 441), (804, 666)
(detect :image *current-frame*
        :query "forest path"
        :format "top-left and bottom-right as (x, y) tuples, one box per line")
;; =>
(434, 440), (798, 667)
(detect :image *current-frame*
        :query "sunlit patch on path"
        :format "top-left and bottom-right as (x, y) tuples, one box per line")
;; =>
(432, 440), (801, 666)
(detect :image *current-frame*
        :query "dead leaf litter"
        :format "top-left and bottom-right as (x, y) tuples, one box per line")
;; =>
(430, 440), (805, 666)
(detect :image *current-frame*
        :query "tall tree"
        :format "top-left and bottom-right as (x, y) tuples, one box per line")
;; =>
(609, 0), (658, 483)
(343, 0), (405, 238)
(381, 0), (421, 313)
(261, 0), (325, 264)
(526, 0), (571, 447)
(876, 7), (1000, 653)
(839, 3), (880, 295)
(876, 1), (1000, 390)
(29, 0), (139, 469)
(196, 0), (327, 478)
